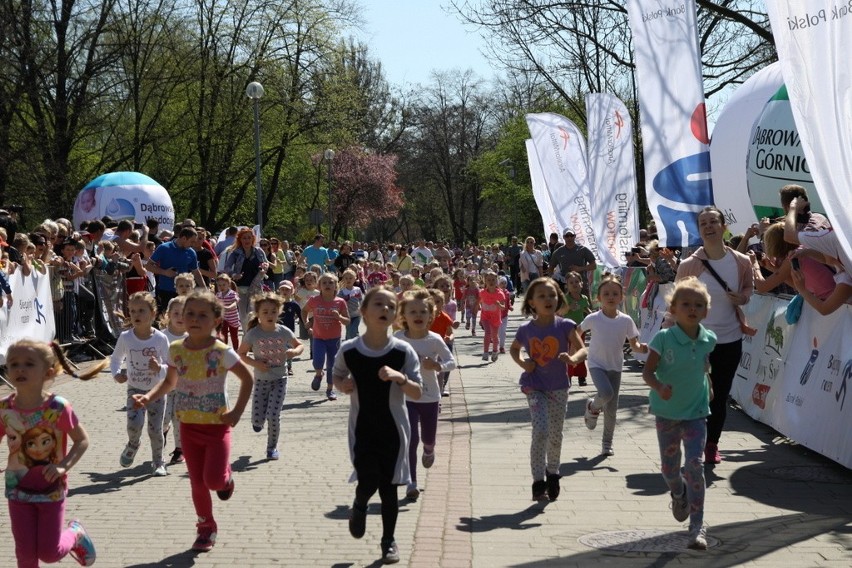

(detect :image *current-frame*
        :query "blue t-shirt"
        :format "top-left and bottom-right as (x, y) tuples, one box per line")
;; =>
(150, 241), (198, 292)
(302, 245), (329, 270)
(648, 324), (717, 420)
(514, 317), (575, 392)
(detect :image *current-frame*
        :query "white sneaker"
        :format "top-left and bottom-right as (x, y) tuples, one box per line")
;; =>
(687, 526), (707, 550)
(583, 398), (600, 430)
(670, 478), (689, 522)
(405, 483), (420, 500)
(481, 353), (489, 361)
(490, 351), (498, 362)
(152, 463), (168, 477)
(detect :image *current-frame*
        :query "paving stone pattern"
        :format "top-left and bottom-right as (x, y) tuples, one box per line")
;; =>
(1, 306), (851, 567)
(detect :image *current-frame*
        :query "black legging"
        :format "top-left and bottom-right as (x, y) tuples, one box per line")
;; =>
(354, 476), (399, 540)
(706, 339), (743, 445)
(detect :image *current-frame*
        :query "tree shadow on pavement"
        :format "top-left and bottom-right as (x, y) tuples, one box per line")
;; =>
(459, 502), (549, 532)
(507, 513), (850, 567)
(70, 464), (156, 496)
(125, 549), (201, 567)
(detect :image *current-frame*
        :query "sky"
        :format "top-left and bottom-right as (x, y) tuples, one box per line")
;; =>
(356, 1), (497, 88)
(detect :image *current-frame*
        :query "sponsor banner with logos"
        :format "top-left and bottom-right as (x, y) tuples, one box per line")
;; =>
(709, 62), (783, 236)
(73, 171), (175, 232)
(0, 270), (56, 365)
(585, 93), (639, 269)
(731, 294), (852, 469)
(626, 0), (713, 248)
(525, 113), (602, 261)
(765, 1), (852, 272)
(525, 139), (561, 239)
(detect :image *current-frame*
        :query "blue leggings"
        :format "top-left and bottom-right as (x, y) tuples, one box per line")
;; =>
(312, 337), (341, 386)
(656, 417), (706, 529)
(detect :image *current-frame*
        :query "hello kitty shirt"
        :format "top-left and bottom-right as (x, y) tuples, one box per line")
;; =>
(110, 329), (170, 389)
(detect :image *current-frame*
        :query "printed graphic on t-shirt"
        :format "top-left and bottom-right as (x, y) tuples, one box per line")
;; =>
(1, 395), (75, 502)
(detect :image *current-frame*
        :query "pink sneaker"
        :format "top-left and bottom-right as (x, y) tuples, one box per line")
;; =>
(704, 443), (721, 464)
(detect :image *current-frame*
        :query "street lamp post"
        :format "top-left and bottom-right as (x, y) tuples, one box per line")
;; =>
(500, 159), (517, 236)
(246, 81), (265, 229)
(324, 148), (335, 238)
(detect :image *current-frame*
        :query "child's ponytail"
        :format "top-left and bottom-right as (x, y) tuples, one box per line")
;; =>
(49, 340), (107, 381)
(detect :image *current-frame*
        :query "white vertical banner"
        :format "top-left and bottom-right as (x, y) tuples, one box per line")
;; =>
(710, 62), (784, 236)
(585, 93), (638, 268)
(626, 0), (714, 248)
(525, 139), (561, 238)
(525, 112), (601, 260)
(0, 270), (56, 364)
(764, 2), (852, 272)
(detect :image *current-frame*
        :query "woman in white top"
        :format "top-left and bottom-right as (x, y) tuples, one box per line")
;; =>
(518, 236), (544, 293)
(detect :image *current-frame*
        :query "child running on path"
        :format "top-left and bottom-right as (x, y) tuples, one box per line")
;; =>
(238, 293), (304, 460)
(479, 271), (506, 362)
(563, 272), (591, 386)
(333, 286), (423, 565)
(510, 277), (586, 502)
(394, 289), (456, 500)
(1, 339), (105, 567)
(276, 281), (302, 376)
(133, 290), (254, 552)
(581, 274), (648, 456)
(338, 269), (364, 340)
(303, 272), (349, 400)
(162, 296), (187, 465)
(642, 276), (716, 550)
(111, 292), (171, 476)
(215, 274), (240, 349)
(463, 275), (480, 335)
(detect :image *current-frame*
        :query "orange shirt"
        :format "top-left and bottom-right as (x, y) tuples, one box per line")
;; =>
(430, 311), (454, 340)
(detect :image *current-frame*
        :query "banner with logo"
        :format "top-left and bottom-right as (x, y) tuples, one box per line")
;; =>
(585, 93), (638, 268)
(731, 294), (852, 469)
(73, 171), (175, 232)
(525, 139), (561, 238)
(710, 62), (784, 236)
(0, 269), (56, 364)
(525, 113), (601, 260)
(764, 1), (852, 272)
(626, 0), (713, 248)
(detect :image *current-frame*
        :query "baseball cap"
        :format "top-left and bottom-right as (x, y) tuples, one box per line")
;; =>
(563, 229), (575, 236)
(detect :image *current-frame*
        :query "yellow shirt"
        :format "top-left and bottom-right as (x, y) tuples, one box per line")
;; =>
(168, 339), (239, 424)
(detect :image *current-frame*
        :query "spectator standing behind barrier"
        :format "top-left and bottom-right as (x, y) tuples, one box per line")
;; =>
(518, 237), (544, 293)
(302, 234), (331, 272)
(549, 229), (596, 292)
(223, 228), (268, 328)
(675, 206), (753, 465)
(506, 236), (522, 292)
(147, 227), (205, 313)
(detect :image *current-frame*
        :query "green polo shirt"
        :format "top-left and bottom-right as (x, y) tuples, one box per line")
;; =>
(648, 324), (716, 420)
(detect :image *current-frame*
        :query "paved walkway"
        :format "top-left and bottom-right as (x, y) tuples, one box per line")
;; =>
(2, 308), (851, 566)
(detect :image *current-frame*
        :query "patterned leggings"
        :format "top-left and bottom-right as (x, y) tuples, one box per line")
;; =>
(526, 388), (569, 481)
(656, 417), (706, 529)
(251, 378), (288, 451)
(126, 387), (165, 465)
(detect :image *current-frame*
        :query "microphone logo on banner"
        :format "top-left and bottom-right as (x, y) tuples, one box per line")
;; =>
(836, 359), (851, 410)
(652, 104), (714, 247)
(799, 337), (819, 386)
(559, 127), (570, 149)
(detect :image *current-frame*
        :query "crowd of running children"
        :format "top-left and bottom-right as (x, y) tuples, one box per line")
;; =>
(2, 181), (849, 566)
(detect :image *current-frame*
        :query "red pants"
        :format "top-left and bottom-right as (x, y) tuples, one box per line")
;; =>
(219, 321), (239, 349)
(181, 423), (232, 528)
